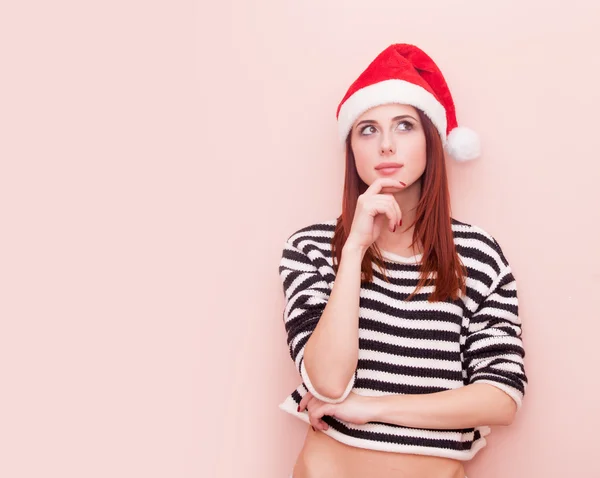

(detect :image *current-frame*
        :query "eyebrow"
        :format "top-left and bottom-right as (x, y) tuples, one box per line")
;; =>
(355, 114), (418, 128)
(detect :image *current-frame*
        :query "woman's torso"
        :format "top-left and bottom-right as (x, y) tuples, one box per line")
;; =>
(293, 427), (465, 478)
(281, 219), (498, 476)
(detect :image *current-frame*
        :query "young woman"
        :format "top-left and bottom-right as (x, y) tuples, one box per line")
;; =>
(278, 43), (527, 478)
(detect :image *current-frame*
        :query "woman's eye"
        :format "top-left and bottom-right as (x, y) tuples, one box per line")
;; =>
(396, 121), (413, 131)
(360, 125), (377, 135)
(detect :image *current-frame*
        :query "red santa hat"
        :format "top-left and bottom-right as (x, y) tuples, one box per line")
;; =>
(336, 43), (480, 162)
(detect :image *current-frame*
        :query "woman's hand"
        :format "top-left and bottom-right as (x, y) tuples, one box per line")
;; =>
(345, 177), (406, 251)
(297, 391), (375, 431)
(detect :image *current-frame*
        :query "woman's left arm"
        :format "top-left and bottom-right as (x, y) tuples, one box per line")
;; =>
(367, 382), (517, 429)
(299, 383), (516, 431)
(370, 238), (527, 429)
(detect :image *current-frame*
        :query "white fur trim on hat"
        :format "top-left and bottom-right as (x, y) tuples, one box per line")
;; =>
(337, 79), (447, 143)
(446, 126), (481, 162)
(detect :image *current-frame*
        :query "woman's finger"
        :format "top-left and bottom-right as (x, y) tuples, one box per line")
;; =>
(390, 195), (402, 226)
(309, 414), (328, 431)
(312, 404), (333, 431)
(363, 177), (406, 198)
(298, 391), (312, 413)
(379, 193), (402, 229)
(370, 197), (399, 233)
(384, 195), (401, 231)
(308, 414), (323, 431)
(384, 197), (399, 232)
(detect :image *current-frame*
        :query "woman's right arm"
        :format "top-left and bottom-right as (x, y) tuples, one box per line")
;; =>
(300, 242), (366, 402)
(281, 177), (406, 403)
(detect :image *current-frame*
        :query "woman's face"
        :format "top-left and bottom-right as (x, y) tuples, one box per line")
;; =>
(350, 103), (427, 189)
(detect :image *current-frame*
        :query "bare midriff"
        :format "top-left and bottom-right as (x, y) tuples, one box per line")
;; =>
(292, 427), (465, 478)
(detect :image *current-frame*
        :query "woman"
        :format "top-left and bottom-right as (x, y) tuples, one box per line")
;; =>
(278, 43), (527, 478)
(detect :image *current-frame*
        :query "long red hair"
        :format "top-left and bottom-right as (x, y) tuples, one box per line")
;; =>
(331, 108), (467, 302)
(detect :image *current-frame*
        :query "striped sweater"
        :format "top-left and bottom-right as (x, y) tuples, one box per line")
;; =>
(278, 218), (527, 461)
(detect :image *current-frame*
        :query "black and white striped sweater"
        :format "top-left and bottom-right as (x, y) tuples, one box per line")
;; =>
(278, 218), (527, 461)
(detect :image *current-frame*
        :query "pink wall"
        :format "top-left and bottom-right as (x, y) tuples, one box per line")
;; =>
(1, 0), (599, 477)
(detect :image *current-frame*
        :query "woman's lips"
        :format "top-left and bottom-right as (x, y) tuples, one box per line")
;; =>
(375, 162), (403, 175)
(376, 166), (402, 175)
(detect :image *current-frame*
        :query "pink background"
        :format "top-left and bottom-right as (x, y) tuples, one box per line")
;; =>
(1, 1), (599, 477)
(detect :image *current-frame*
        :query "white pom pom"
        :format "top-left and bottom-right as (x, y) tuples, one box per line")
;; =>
(446, 127), (481, 162)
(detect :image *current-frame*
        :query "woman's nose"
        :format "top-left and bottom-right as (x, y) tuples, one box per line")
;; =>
(380, 138), (395, 155)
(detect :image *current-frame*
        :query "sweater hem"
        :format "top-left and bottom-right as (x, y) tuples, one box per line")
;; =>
(279, 393), (490, 461)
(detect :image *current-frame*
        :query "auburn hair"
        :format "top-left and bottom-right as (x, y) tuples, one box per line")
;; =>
(330, 108), (467, 302)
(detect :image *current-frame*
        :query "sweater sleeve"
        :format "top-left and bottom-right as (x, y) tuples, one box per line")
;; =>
(279, 238), (357, 404)
(464, 239), (528, 410)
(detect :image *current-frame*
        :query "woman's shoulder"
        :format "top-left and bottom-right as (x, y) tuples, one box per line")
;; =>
(451, 217), (498, 243)
(284, 217), (338, 247)
(450, 216), (493, 236)
(450, 217), (510, 269)
(281, 218), (338, 280)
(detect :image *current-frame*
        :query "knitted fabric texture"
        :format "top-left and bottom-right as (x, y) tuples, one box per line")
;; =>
(278, 218), (527, 460)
